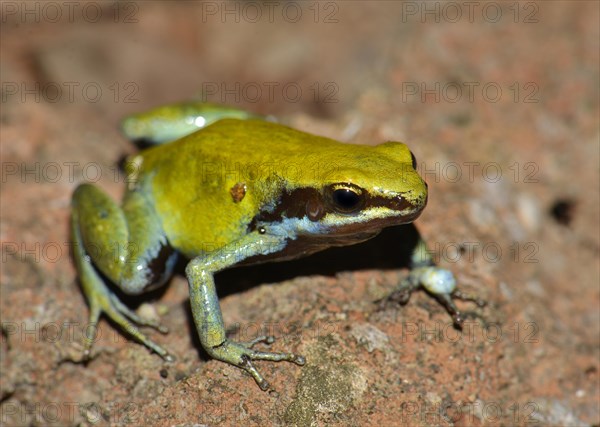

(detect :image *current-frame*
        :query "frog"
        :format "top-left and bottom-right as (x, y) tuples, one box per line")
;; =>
(71, 101), (483, 390)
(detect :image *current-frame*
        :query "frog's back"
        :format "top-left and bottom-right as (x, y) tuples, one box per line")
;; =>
(149, 119), (343, 161)
(133, 120), (342, 256)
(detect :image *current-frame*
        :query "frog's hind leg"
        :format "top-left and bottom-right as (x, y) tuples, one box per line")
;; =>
(120, 101), (271, 146)
(71, 184), (173, 361)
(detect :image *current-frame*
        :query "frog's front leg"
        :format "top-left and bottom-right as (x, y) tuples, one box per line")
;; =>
(71, 183), (178, 360)
(382, 235), (486, 328)
(185, 232), (305, 391)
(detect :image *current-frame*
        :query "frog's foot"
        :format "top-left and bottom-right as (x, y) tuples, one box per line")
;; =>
(81, 276), (173, 362)
(209, 339), (305, 391)
(379, 266), (485, 329)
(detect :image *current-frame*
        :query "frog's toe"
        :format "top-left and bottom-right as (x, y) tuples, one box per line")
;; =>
(246, 347), (306, 366)
(434, 292), (464, 328)
(81, 304), (102, 360)
(240, 335), (275, 349)
(376, 275), (419, 311)
(452, 289), (487, 308)
(240, 349), (306, 391)
(239, 356), (270, 391)
(109, 294), (169, 333)
(378, 283), (413, 308)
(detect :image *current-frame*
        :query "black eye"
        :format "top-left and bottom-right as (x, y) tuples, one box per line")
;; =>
(330, 186), (364, 214)
(410, 151), (417, 170)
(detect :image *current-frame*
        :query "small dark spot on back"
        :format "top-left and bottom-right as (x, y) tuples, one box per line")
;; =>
(230, 182), (247, 203)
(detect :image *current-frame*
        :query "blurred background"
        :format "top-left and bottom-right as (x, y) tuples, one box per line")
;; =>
(1, 1), (598, 426)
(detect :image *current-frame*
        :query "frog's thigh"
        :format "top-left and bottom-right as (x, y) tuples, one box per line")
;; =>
(121, 189), (178, 293)
(73, 184), (177, 294)
(121, 102), (269, 146)
(72, 183), (129, 285)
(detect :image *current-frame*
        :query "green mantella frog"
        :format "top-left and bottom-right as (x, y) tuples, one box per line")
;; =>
(71, 102), (482, 390)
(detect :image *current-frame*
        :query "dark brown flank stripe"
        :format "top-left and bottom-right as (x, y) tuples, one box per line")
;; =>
(248, 187), (323, 232)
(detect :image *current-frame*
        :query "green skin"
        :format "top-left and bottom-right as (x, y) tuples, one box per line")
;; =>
(71, 102), (481, 391)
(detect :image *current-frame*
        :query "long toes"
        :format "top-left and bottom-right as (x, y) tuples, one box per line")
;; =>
(249, 349), (306, 365)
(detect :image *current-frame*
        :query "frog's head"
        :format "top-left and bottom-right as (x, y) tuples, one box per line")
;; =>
(254, 141), (428, 245)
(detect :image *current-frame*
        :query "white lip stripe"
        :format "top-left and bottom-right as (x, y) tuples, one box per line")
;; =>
(263, 207), (420, 239)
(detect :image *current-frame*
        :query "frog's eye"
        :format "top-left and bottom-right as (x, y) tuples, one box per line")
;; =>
(410, 151), (418, 170)
(327, 184), (365, 214)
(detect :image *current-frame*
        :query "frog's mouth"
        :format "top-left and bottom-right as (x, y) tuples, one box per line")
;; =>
(321, 203), (426, 238)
